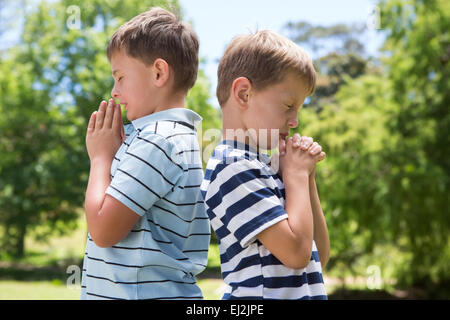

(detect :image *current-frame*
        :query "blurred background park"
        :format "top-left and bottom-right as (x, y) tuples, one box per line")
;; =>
(0, 0), (448, 299)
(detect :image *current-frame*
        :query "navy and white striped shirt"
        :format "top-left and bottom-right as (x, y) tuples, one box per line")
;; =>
(81, 108), (210, 300)
(201, 140), (327, 300)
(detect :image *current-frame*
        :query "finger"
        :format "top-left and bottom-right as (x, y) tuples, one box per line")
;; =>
(300, 136), (314, 150)
(286, 136), (294, 152)
(112, 103), (122, 132)
(309, 142), (321, 155)
(95, 100), (107, 129)
(87, 111), (97, 132)
(292, 133), (302, 148)
(316, 151), (326, 162)
(104, 99), (115, 129)
(279, 135), (287, 155)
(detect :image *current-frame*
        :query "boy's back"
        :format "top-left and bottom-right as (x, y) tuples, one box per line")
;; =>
(201, 140), (327, 299)
(202, 29), (329, 300)
(81, 8), (210, 300)
(82, 108), (210, 300)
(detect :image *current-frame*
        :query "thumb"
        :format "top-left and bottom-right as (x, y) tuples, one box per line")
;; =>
(113, 103), (125, 142)
(279, 136), (287, 156)
(317, 151), (326, 162)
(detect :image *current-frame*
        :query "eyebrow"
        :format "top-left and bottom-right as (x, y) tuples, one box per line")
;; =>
(282, 91), (299, 103)
(112, 70), (121, 77)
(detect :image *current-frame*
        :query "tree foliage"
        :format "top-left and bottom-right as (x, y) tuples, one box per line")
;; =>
(379, 0), (449, 287)
(0, 0), (218, 256)
(289, 0), (449, 292)
(285, 21), (370, 109)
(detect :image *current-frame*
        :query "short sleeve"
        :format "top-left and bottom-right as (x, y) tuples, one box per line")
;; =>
(205, 159), (287, 248)
(106, 133), (184, 216)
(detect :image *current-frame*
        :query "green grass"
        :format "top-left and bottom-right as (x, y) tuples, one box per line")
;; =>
(0, 214), (412, 300)
(0, 280), (225, 300)
(0, 281), (81, 300)
(0, 214), (225, 300)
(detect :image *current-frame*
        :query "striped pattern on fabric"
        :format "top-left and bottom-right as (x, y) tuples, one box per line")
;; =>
(201, 140), (327, 300)
(81, 109), (210, 300)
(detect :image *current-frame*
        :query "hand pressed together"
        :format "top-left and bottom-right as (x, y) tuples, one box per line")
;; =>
(86, 99), (125, 163)
(276, 133), (326, 178)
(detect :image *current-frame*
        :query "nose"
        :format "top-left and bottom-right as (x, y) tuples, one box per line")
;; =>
(111, 83), (120, 99)
(287, 115), (298, 129)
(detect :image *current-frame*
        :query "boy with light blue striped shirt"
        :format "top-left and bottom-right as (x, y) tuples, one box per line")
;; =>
(81, 8), (210, 300)
(201, 30), (330, 299)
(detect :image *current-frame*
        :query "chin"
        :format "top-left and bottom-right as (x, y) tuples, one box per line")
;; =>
(125, 111), (134, 121)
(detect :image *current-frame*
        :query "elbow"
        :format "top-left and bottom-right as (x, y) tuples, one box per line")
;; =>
(320, 254), (330, 269)
(88, 220), (118, 248)
(284, 254), (311, 270)
(281, 245), (313, 270)
(90, 233), (116, 248)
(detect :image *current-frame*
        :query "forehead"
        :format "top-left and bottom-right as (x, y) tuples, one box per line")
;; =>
(110, 49), (143, 74)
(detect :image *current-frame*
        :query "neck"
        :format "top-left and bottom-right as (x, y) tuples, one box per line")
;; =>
(153, 89), (186, 113)
(221, 104), (260, 150)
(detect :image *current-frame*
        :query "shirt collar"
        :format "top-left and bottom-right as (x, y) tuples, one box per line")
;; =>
(131, 108), (202, 131)
(221, 140), (271, 164)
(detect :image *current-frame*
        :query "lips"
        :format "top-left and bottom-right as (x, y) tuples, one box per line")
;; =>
(279, 132), (289, 141)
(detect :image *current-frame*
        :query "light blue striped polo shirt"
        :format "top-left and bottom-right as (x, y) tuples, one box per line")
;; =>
(201, 140), (327, 300)
(81, 108), (211, 300)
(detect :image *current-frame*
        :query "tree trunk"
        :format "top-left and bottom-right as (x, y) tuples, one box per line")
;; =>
(15, 223), (26, 258)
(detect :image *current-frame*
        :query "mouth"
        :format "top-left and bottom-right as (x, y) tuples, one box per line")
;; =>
(279, 132), (289, 141)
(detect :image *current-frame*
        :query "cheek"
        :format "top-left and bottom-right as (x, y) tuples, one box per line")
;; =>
(123, 80), (142, 101)
(266, 107), (286, 128)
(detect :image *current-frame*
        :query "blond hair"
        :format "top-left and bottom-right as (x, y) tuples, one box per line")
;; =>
(216, 30), (316, 106)
(107, 7), (199, 93)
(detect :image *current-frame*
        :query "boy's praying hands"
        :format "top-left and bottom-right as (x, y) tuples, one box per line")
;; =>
(86, 98), (125, 163)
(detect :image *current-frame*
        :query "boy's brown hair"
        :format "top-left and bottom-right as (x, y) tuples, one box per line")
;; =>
(107, 7), (199, 93)
(216, 30), (316, 106)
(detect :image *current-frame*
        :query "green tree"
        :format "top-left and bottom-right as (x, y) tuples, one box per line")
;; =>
(292, 0), (449, 295)
(0, 0), (218, 257)
(379, 0), (449, 288)
(297, 74), (396, 276)
(285, 21), (370, 109)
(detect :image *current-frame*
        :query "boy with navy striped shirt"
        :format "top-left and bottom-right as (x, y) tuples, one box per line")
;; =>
(81, 8), (210, 300)
(201, 30), (330, 299)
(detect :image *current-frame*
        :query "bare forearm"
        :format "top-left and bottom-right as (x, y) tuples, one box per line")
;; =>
(84, 158), (112, 231)
(309, 176), (330, 268)
(284, 172), (314, 255)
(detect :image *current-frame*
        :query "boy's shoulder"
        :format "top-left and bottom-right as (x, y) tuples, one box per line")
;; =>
(121, 121), (186, 174)
(132, 108), (200, 140)
(211, 141), (272, 169)
(205, 141), (278, 187)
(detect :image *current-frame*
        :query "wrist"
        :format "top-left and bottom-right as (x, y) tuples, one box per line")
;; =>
(283, 170), (309, 189)
(90, 156), (113, 167)
(309, 172), (316, 185)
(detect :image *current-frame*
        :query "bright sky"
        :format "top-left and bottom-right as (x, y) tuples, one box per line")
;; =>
(179, 0), (384, 107)
(1, 0), (385, 108)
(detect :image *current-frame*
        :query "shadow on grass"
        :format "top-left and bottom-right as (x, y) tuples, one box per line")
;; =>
(0, 256), (83, 282)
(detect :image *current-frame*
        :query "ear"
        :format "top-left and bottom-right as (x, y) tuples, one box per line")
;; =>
(231, 77), (252, 109)
(152, 58), (170, 88)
